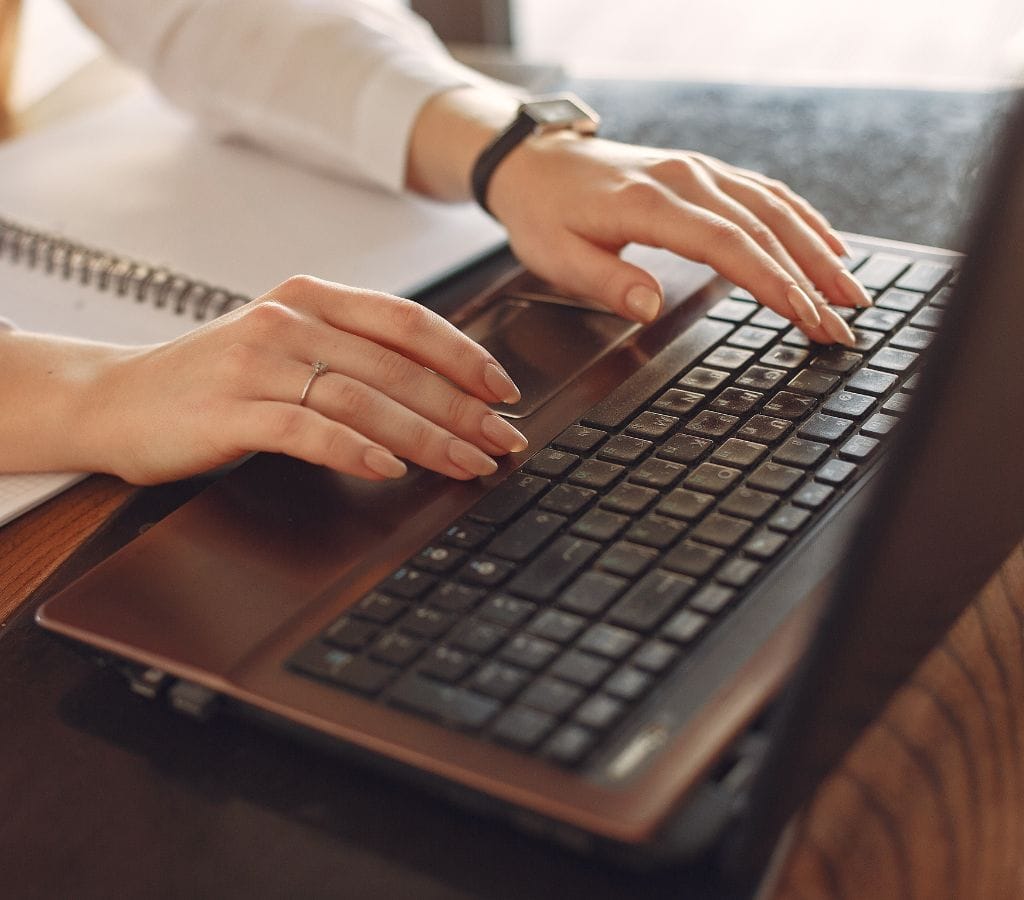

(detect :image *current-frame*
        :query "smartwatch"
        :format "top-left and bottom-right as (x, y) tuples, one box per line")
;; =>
(470, 93), (600, 216)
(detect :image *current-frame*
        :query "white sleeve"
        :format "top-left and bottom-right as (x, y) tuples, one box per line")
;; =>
(64, 0), (490, 192)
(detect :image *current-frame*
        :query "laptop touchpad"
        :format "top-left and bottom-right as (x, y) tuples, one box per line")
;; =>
(463, 296), (640, 419)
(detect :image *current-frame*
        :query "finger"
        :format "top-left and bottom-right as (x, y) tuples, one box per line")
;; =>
(274, 275), (522, 406)
(229, 400), (408, 481)
(720, 174), (872, 309)
(518, 228), (664, 323)
(277, 325), (528, 457)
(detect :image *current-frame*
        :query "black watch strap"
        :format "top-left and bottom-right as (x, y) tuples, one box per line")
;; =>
(470, 94), (599, 217)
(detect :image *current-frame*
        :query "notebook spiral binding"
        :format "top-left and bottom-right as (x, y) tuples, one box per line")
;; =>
(0, 217), (250, 322)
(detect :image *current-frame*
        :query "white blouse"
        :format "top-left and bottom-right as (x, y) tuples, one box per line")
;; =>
(64, 0), (488, 192)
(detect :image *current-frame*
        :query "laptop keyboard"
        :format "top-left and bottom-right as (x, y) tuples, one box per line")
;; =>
(288, 250), (953, 767)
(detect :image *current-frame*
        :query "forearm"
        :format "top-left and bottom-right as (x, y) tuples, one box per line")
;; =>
(0, 331), (121, 473)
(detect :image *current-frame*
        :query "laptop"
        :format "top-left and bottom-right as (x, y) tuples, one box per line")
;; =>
(35, 91), (1024, 888)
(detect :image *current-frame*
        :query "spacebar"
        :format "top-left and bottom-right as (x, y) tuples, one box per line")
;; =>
(580, 318), (735, 429)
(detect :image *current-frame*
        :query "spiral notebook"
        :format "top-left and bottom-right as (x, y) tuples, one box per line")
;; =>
(0, 87), (507, 527)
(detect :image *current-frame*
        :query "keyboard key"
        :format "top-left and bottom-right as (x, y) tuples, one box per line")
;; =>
(661, 608), (709, 644)
(793, 482), (835, 510)
(468, 474), (550, 524)
(577, 623), (642, 659)
(895, 260), (951, 293)
(787, 369), (840, 397)
(684, 462), (743, 495)
(712, 387), (763, 415)
(736, 365), (787, 390)
(571, 508), (629, 542)
(460, 556), (514, 586)
(449, 619), (507, 655)
(652, 388), (704, 416)
(707, 297), (757, 322)
(478, 594), (537, 628)
(728, 325), (777, 350)
(411, 545), (467, 574)
(798, 413), (854, 443)
(471, 661), (531, 700)
(718, 486), (777, 520)
(440, 520), (492, 551)
(870, 347), (919, 373)
(500, 634), (560, 670)
(781, 328), (812, 347)
(704, 346), (754, 370)
(544, 724), (597, 766)
(772, 437), (829, 468)
(747, 461), (803, 493)
(487, 510), (566, 561)
(846, 368), (898, 396)
(839, 434), (880, 461)
(768, 504), (812, 534)
(552, 424), (606, 453)
(862, 413), (900, 436)
(522, 448), (579, 478)
(508, 535), (600, 600)
(663, 540), (724, 577)
(761, 346), (809, 370)
(632, 640), (679, 673)
(539, 483), (596, 516)
(528, 609), (587, 644)
(749, 307), (791, 330)
(351, 592), (408, 624)
(574, 694), (625, 731)
(608, 570), (696, 631)
(659, 433), (713, 464)
(598, 541), (659, 577)
(325, 616), (379, 650)
(882, 392), (914, 415)
(289, 643), (394, 695)
(815, 459), (858, 485)
(371, 631), (426, 667)
(716, 558), (763, 588)
(628, 457), (686, 489)
(689, 583), (737, 615)
(931, 286), (954, 308)
(762, 391), (815, 420)
(711, 438), (768, 468)
(686, 410), (739, 438)
(399, 605), (456, 640)
(603, 666), (654, 701)
(598, 434), (651, 464)
(850, 329), (883, 352)
(627, 411), (680, 440)
(600, 482), (660, 515)
(736, 415), (792, 444)
(910, 307), (943, 330)
(518, 677), (585, 717)
(690, 513), (752, 549)
(380, 567), (436, 599)
(492, 705), (556, 749)
(890, 326), (934, 351)
(418, 645), (474, 682)
(625, 514), (686, 549)
(559, 571), (627, 616)
(550, 650), (613, 687)
(853, 253), (910, 290)
(822, 390), (876, 419)
(743, 529), (789, 560)
(569, 459), (625, 489)
(809, 348), (863, 374)
(678, 366), (729, 391)
(658, 488), (715, 520)
(427, 582), (486, 613)
(875, 287), (925, 312)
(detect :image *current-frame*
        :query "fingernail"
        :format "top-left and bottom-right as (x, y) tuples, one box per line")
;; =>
(829, 229), (854, 258)
(481, 413), (529, 453)
(836, 269), (872, 308)
(484, 362), (521, 404)
(820, 307), (857, 347)
(625, 285), (662, 323)
(448, 439), (498, 477)
(786, 284), (821, 328)
(364, 446), (407, 479)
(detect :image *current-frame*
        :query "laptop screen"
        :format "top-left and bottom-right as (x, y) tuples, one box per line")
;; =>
(734, 89), (1024, 872)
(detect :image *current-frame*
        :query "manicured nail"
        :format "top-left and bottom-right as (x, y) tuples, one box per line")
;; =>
(481, 413), (529, 453)
(363, 446), (407, 479)
(836, 269), (872, 308)
(786, 285), (821, 328)
(820, 307), (857, 347)
(625, 285), (662, 323)
(448, 439), (498, 477)
(484, 362), (521, 404)
(829, 229), (853, 258)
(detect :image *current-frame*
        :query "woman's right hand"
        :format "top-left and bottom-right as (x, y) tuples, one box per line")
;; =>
(77, 276), (528, 485)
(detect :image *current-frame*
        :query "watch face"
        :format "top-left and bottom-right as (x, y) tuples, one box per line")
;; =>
(524, 95), (599, 131)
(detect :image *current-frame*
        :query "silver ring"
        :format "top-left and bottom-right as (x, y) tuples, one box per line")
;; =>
(299, 360), (329, 405)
